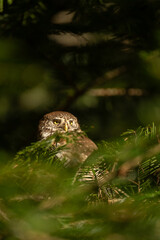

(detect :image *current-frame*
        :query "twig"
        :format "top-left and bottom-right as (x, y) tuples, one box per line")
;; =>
(98, 143), (160, 187)
(118, 143), (160, 177)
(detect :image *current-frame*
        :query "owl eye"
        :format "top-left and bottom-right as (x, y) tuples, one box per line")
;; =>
(53, 119), (61, 125)
(69, 120), (73, 125)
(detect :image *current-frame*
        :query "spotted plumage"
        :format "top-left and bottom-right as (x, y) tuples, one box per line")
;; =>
(38, 111), (97, 165)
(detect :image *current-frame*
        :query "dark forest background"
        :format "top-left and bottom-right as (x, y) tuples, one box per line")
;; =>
(1, 0), (160, 155)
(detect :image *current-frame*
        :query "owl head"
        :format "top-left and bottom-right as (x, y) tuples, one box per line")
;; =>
(38, 111), (82, 139)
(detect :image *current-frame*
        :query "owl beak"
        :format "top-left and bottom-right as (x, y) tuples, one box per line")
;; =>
(64, 122), (68, 132)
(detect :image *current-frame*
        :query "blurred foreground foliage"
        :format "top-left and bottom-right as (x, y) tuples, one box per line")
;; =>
(1, 124), (160, 239)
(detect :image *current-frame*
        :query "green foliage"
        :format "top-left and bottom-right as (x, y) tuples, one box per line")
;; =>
(1, 1), (160, 239)
(0, 124), (160, 239)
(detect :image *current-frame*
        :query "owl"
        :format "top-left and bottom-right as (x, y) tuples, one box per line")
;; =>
(38, 111), (97, 166)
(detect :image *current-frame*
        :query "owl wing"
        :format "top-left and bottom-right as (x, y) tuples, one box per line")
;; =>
(73, 135), (98, 163)
(72, 135), (98, 183)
